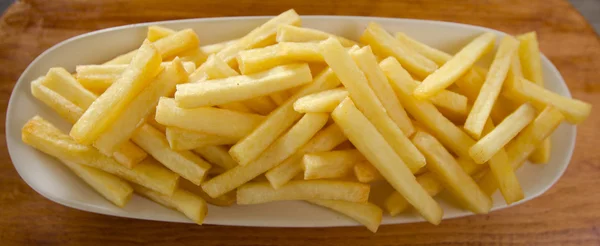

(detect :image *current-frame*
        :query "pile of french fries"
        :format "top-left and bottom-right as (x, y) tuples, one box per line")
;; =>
(21, 9), (591, 232)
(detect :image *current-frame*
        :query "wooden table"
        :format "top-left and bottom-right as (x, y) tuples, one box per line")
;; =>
(1, 0), (599, 245)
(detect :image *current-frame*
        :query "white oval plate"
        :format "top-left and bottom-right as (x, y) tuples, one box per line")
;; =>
(6, 16), (575, 227)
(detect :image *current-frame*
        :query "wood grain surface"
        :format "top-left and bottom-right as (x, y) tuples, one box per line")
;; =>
(1, 0), (599, 245)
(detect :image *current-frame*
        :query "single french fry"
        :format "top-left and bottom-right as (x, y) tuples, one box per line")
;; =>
(22, 116), (179, 195)
(517, 32), (544, 86)
(293, 88), (348, 113)
(503, 78), (591, 124)
(321, 38), (424, 172)
(424, 82), (469, 116)
(165, 127), (238, 150)
(33, 75), (147, 168)
(384, 157), (485, 216)
(70, 40), (162, 144)
(308, 200), (382, 233)
(133, 184), (207, 225)
(302, 149), (363, 180)
(175, 63), (313, 108)
(412, 131), (492, 214)
(94, 59), (188, 155)
(193, 145), (238, 170)
(147, 25), (176, 42)
(237, 42), (322, 74)
(470, 103), (536, 164)
(200, 39), (238, 55)
(380, 57), (476, 159)
(179, 179), (236, 207)
(353, 160), (383, 183)
(237, 180), (370, 204)
(229, 68), (340, 166)
(394, 32), (452, 66)
(216, 9), (301, 65)
(43, 68), (97, 109)
(529, 139), (551, 164)
(360, 22), (438, 78)
(61, 159), (133, 207)
(413, 32), (496, 99)
(201, 113), (329, 198)
(155, 97), (265, 139)
(132, 124), (211, 185)
(265, 124), (348, 188)
(332, 98), (442, 225)
(350, 46), (414, 136)
(276, 24), (357, 47)
(479, 106), (564, 195)
(464, 36), (519, 138)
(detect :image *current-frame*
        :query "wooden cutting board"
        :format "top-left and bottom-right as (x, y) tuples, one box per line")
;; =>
(0, 0), (599, 245)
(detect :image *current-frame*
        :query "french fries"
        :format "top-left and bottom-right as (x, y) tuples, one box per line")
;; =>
(265, 124), (348, 188)
(237, 180), (370, 204)
(360, 22), (437, 78)
(276, 24), (357, 47)
(71, 40), (162, 144)
(22, 116), (179, 195)
(293, 88), (348, 113)
(308, 200), (382, 233)
(193, 145), (238, 170)
(237, 42), (322, 74)
(229, 68), (340, 166)
(321, 38), (424, 172)
(155, 97), (265, 139)
(332, 98), (442, 225)
(165, 127), (238, 150)
(133, 184), (207, 225)
(302, 149), (363, 180)
(394, 32), (452, 66)
(517, 32), (544, 86)
(413, 32), (495, 99)
(470, 103), (536, 164)
(43, 68), (97, 109)
(412, 131), (492, 214)
(175, 63), (313, 108)
(380, 57), (476, 159)
(202, 113), (329, 198)
(353, 161), (383, 183)
(464, 36), (519, 138)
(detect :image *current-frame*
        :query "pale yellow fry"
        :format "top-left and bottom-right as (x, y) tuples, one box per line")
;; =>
(517, 32), (544, 86)
(237, 42), (322, 74)
(61, 159), (133, 208)
(464, 36), (519, 138)
(380, 57), (475, 159)
(394, 32), (452, 66)
(229, 68), (340, 166)
(470, 103), (536, 164)
(529, 139), (551, 164)
(351, 46), (414, 136)
(193, 145), (238, 170)
(360, 22), (438, 78)
(94, 59), (188, 155)
(265, 124), (348, 188)
(308, 200), (382, 233)
(200, 39), (238, 55)
(179, 179), (236, 207)
(70, 41), (162, 144)
(216, 9), (301, 65)
(33, 75), (147, 168)
(413, 32), (495, 99)
(302, 149), (363, 180)
(353, 160), (383, 183)
(147, 25), (176, 42)
(176, 63), (312, 108)
(293, 88), (348, 113)
(276, 24), (357, 47)
(133, 184), (207, 225)
(321, 38), (424, 172)
(237, 180), (370, 204)
(332, 98), (442, 225)
(412, 131), (492, 214)
(155, 97), (265, 139)
(424, 82), (468, 116)
(201, 113), (329, 198)
(479, 106), (564, 195)
(43, 68), (97, 109)
(165, 127), (238, 151)
(384, 157), (484, 216)
(22, 116), (179, 195)
(132, 124), (211, 185)
(104, 50), (138, 65)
